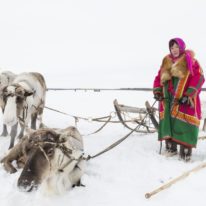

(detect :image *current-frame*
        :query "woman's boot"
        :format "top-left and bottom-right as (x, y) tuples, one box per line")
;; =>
(180, 145), (192, 161)
(165, 140), (177, 156)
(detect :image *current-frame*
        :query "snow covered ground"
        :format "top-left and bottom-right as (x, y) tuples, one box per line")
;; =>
(0, 88), (206, 206)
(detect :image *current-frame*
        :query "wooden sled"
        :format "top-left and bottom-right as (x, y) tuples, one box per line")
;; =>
(113, 99), (158, 133)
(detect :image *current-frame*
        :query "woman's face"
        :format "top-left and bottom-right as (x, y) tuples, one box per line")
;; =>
(170, 43), (180, 57)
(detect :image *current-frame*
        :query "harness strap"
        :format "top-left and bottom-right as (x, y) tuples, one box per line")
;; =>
(58, 154), (83, 172)
(86, 100), (157, 161)
(18, 101), (29, 126)
(38, 145), (52, 170)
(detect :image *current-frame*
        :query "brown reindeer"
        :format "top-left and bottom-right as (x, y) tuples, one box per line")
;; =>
(1, 126), (85, 195)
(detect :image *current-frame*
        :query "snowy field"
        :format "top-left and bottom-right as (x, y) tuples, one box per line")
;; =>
(1, 0), (206, 205)
(0, 88), (206, 206)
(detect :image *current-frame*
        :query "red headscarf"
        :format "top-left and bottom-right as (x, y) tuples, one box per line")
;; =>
(169, 38), (194, 75)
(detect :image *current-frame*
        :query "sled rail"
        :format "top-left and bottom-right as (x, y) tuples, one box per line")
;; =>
(114, 101), (148, 114)
(113, 99), (157, 133)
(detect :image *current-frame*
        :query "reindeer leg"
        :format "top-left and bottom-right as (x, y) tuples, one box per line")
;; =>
(1, 107), (8, 136)
(9, 123), (18, 149)
(18, 127), (24, 139)
(72, 179), (85, 187)
(1, 157), (17, 173)
(37, 108), (44, 128)
(31, 113), (37, 130)
(1, 136), (28, 173)
(1, 124), (8, 136)
(17, 123), (25, 140)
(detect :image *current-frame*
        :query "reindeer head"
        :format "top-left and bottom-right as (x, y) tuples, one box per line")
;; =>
(3, 85), (34, 126)
(17, 129), (61, 192)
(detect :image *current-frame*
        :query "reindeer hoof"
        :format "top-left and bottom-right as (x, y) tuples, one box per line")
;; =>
(3, 165), (17, 174)
(1, 131), (8, 137)
(72, 180), (85, 187)
(9, 167), (17, 174)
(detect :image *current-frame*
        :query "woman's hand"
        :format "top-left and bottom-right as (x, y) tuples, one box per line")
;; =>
(179, 96), (189, 104)
(154, 93), (163, 101)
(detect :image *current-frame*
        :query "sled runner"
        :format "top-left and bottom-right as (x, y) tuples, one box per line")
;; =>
(113, 99), (158, 133)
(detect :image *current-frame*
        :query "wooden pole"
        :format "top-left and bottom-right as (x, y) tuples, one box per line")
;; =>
(46, 87), (206, 92)
(145, 161), (206, 199)
(198, 136), (206, 140)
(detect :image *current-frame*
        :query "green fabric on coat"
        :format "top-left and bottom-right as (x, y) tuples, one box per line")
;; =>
(158, 77), (199, 147)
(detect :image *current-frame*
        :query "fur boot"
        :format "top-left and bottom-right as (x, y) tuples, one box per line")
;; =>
(164, 139), (177, 156)
(180, 145), (192, 161)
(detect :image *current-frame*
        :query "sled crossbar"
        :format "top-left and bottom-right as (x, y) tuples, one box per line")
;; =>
(114, 100), (147, 114)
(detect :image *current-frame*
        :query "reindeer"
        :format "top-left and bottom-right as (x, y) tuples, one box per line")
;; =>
(1, 126), (85, 195)
(2, 72), (46, 148)
(0, 71), (16, 136)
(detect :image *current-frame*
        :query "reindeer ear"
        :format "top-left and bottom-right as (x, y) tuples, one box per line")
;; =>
(2, 86), (8, 96)
(0, 86), (7, 95)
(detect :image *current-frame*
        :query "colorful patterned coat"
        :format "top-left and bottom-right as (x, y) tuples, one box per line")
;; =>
(153, 51), (205, 148)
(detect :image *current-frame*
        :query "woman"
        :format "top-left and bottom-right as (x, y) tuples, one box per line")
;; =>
(153, 38), (205, 161)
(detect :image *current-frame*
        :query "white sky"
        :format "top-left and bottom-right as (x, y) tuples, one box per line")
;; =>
(0, 0), (206, 87)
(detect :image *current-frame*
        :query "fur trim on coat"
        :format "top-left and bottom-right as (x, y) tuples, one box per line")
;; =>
(160, 50), (195, 85)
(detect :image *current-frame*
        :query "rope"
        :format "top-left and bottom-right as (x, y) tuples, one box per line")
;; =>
(86, 100), (157, 161)
(82, 115), (112, 136)
(38, 145), (51, 170)
(45, 106), (142, 123)
(45, 106), (115, 123)
(85, 125), (139, 160)
(45, 106), (88, 121)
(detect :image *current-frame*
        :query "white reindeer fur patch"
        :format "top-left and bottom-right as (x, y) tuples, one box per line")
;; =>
(3, 95), (17, 126)
(39, 144), (85, 195)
